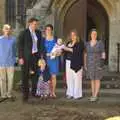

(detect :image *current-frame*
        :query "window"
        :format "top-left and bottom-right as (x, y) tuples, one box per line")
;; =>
(5, 0), (16, 28)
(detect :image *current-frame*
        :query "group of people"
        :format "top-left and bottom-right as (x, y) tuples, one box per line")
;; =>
(0, 17), (105, 103)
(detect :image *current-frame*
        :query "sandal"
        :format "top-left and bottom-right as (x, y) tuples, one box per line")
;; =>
(49, 94), (56, 99)
(89, 96), (98, 102)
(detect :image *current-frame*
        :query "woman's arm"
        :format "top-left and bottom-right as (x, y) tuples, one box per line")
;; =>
(84, 50), (87, 70)
(100, 40), (106, 60)
(63, 46), (73, 52)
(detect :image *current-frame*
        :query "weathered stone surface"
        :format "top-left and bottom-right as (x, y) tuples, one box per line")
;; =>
(0, 0), (5, 26)
(26, 0), (120, 71)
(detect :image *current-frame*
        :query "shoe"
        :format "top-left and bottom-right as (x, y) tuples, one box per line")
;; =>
(40, 95), (44, 100)
(89, 96), (98, 102)
(8, 96), (16, 102)
(44, 95), (48, 100)
(66, 95), (73, 99)
(49, 94), (56, 99)
(0, 97), (8, 102)
(52, 93), (56, 98)
(73, 97), (83, 100)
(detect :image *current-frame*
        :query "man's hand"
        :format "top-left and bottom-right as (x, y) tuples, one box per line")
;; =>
(19, 58), (24, 65)
(101, 52), (106, 59)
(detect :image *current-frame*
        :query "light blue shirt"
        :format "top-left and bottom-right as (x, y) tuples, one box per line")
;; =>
(29, 27), (38, 54)
(0, 35), (16, 67)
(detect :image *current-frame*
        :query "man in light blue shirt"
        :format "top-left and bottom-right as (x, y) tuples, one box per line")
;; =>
(0, 24), (16, 102)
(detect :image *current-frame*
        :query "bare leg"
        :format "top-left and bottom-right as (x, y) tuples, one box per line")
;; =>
(51, 74), (57, 97)
(94, 80), (100, 97)
(91, 80), (95, 97)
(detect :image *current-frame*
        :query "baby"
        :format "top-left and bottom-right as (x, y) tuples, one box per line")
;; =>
(50, 38), (65, 59)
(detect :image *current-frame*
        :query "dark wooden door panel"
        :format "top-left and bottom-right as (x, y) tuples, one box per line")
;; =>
(63, 0), (87, 40)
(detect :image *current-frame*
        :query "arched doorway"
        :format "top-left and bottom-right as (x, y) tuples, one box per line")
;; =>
(63, 0), (109, 63)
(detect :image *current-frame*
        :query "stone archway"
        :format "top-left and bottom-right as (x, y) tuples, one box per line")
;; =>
(55, 0), (109, 63)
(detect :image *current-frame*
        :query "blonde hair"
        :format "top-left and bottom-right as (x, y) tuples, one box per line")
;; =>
(38, 59), (46, 67)
(3, 24), (11, 31)
(2, 24), (12, 35)
(68, 29), (80, 43)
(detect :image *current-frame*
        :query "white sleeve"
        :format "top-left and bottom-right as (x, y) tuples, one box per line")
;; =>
(51, 44), (57, 53)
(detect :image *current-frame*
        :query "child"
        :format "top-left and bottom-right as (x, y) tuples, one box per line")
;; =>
(36, 59), (51, 99)
(49, 38), (65, 59)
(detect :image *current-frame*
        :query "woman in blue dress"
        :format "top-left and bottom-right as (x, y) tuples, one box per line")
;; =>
(44, 24), (59, 98)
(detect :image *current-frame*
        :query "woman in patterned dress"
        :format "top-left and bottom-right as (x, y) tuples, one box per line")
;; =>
(85, 29), (106, 102)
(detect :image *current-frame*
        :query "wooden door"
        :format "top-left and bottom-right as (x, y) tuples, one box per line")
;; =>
(63, 0), (87, 41)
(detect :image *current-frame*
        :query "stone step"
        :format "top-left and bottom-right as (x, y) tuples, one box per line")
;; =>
(56, 80), (120, 89)
(56, 72), (120, 81)
(15, 66), (120, 80)
(56, 89), (120, 98)
(14, 70), (120, 89)
(56, 71), (120, 89)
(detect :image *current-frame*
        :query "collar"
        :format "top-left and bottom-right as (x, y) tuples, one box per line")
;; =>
(29, 27), (35, 33)
(0, 35), (12, 39)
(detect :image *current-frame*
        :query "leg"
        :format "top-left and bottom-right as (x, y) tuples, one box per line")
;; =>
(91, 80), (95, 97)
(31, 53), (39, 96)
(73, 69), (83, 99)
(0, 67), (7, 98)
(31, 73), (38, 96)
(21, 64), (30, 101)
(66, 60), (74, 97)
(66, 60), (71, 96)
(51, 74), (57, 97)
(44, 81), (49, 95)
(94, 80), (101, 97)
(6, 67), (15, 98)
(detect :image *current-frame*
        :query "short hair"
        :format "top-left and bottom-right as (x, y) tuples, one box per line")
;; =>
(3, 24), (11, 30)
(28, 17), (39, 23)
(45, 24), (53, 31)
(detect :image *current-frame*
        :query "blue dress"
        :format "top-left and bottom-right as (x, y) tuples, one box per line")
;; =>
(44, 38), (59, 75)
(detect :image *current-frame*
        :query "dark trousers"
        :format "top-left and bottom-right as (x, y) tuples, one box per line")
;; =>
(21, 53), (39, 100)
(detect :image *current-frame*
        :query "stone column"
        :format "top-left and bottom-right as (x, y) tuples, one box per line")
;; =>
(0, 0), (5, 25)
(108, 1), (120, 72)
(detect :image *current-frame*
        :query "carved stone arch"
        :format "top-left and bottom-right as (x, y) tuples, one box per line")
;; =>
(58, 0), (78, 23)
(54, 0), (109, 62)
(98, 0), (113, 16)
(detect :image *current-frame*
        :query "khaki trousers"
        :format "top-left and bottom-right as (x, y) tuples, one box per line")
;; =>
(0, 67), (14, 98)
